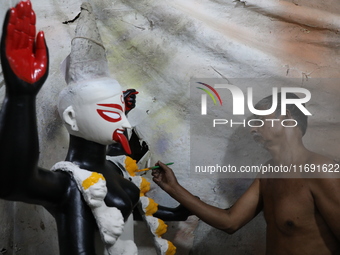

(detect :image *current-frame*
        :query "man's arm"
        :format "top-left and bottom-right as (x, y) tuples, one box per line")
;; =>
(309, 177), (340, 241)
(152, 161), (263, 233)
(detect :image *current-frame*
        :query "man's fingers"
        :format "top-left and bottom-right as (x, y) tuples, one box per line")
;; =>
(158, 161), (172, 171)
(156, 161), (168, 172)
(151, 169), (160, 178)
(152, 176), (160, 184)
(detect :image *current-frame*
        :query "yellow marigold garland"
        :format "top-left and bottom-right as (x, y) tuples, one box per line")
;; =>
(124, 156), (177, 255)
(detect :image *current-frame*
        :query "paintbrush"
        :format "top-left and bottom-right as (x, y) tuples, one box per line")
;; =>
(136, 162), (174, 172)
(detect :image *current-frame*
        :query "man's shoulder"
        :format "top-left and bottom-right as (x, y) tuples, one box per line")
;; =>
(307, 177), (340, 200)
(305, 151), (340, 179)
(305, 152), (340, 187)
(307, 151), (335, 165)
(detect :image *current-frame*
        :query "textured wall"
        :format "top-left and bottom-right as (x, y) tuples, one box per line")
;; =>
(0, 0), (339, 254)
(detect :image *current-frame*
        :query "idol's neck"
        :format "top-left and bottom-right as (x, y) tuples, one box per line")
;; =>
(65, 135), (107, 171)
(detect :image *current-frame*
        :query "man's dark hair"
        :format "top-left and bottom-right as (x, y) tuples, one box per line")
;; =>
(255, 92), (308, 136)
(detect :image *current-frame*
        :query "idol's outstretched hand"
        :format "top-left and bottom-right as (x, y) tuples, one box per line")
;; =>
(1, 0), (48, 96)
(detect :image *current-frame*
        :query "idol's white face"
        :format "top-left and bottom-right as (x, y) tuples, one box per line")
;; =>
(71, 78), (131, 151)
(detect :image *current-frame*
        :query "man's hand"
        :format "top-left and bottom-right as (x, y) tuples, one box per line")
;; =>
(123, 89), (138, 114)
(1, 0), (48, 95)
(152, 161), (180, 194)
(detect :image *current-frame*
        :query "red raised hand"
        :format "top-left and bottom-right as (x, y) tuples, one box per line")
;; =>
(5, 0), (47, 84)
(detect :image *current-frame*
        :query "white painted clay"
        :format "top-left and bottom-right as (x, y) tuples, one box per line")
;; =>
(58, 77), (131, 146)
(154, 237), (170, 255)
(145, 216), (160, 235)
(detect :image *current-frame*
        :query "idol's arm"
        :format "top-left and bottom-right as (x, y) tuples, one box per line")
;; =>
(153, 204), (192, 221)
(0, 2), (68, 204)
(133, 202), (191, 221)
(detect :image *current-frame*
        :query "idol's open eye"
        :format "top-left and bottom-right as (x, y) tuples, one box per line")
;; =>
(97, 109), (122, 122)
(96, 103), (124, 122)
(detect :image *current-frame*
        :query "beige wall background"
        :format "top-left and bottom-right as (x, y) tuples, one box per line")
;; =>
(0, 0), (339, 254)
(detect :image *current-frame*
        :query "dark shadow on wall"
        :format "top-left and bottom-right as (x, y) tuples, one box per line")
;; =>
(190, 213), (265, 255)
(191, 124), (268, 255)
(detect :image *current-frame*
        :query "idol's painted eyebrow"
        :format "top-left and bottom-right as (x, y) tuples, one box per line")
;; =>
(97, 104), (123, 111)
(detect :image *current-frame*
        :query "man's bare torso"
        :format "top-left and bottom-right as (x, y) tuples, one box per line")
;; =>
(260, 178), (340, 255)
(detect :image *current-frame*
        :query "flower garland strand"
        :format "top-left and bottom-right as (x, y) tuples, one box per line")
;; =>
(108, 155), (176, 255)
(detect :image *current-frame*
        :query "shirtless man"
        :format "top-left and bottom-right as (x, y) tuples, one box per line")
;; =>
(152, 93), (340, 254)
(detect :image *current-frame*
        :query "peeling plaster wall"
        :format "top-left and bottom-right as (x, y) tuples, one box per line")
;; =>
(0, 0), (340, 254)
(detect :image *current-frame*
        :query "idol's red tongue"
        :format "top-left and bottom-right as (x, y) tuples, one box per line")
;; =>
(113, 130), (131, 155)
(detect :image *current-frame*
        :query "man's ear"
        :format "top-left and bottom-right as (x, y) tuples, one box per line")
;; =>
(63, 106), (79, 131)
